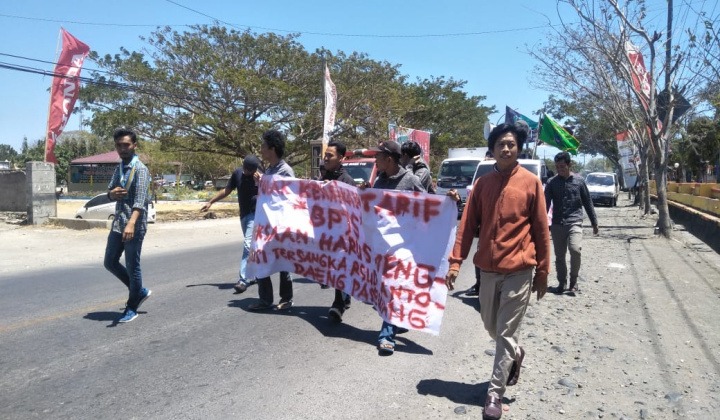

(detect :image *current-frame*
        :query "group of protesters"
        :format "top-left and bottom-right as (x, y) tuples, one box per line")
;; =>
(103, 122), (598, 420)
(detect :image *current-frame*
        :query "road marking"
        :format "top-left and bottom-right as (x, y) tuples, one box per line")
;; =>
(0, 299), (126, 334)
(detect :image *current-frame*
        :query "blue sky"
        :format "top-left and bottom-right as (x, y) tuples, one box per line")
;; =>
(0, 0), (699, 160)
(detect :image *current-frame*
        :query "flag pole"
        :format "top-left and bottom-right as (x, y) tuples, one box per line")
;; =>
(44, 28), (63, 163)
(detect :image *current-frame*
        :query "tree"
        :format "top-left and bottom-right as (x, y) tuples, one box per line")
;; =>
(531, 0), (719, 237)
(81, 26), (318, 166)
(401, 76), (495, 172)
(0, 144), (18, 164)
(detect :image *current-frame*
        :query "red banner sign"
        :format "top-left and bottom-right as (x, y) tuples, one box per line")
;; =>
(45, 28), (90, 163)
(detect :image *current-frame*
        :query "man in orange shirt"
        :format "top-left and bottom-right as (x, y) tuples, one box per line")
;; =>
(445, 122), (551, 420)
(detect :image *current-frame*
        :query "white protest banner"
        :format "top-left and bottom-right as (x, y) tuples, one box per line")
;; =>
(246, 176), (457, 335)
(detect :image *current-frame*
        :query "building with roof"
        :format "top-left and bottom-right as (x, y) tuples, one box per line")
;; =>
(69, 151), (121, 193)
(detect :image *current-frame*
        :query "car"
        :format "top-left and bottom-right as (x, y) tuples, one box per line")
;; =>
(75, 193), (157, 223)
(585, 172), (619, 206)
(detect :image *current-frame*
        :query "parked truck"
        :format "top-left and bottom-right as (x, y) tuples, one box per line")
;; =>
(435, 147), (488, 216)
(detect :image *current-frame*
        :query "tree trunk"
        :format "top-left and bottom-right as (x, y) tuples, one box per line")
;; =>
(653, 162), (672, 237)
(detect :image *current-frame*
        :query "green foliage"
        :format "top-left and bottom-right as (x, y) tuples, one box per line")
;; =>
(79, 25), (494, 175)
(401, 76), (494, 173)
(672, 116), (720, 175)
(0, 144), (19, 163)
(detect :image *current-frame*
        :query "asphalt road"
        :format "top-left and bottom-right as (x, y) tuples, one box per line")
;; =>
(1, 198), (719, 419)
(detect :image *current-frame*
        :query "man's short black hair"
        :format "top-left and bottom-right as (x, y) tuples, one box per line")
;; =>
(113, 128), (137, 143)
(262, 129), (286, 159)
(488, 122), (528, 151)
(400, 141), (422, 158)
(554, 151), (572, 165)
(327, 140), (347, 157)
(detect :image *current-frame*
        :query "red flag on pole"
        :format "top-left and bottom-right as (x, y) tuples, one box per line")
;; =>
(45, 28), (90, 163)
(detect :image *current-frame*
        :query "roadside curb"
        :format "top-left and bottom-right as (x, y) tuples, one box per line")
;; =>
(47, 217), (110, 230)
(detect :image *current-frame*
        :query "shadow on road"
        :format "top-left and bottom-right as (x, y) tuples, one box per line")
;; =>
(84, 310), (148, 328)
(416, 379), (489, 406)
(185, 282), (235, 290)
(227, 300), (433, 356)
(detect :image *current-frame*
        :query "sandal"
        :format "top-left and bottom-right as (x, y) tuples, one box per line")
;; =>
(377, 341), (395, 355)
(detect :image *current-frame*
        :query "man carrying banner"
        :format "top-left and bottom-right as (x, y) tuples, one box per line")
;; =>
(544, 152), (598, 294)
(445, 122), (550, 419)
(249, 129), (296, 311)
(370, 140), (426, 355)
(201, 154), (263, 294)
(400, 141), (435, 193)
(104, 128), (152, 323)
(320, 140), (357, 321)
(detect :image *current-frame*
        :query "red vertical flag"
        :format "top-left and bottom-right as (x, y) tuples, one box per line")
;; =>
(45, 28), (90, 163)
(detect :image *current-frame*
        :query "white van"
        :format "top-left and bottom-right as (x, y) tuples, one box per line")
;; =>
(467, 159), (548, 194)
(585, 172), (619, 206)
(435, 157), (484, 216)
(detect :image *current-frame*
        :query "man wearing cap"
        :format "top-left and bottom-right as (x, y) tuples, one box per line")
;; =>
(369, 140), (426, 355)
(201, 154), (263, 294)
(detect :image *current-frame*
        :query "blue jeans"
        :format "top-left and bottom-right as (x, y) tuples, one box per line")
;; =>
(238, 213), (255, 284)
(104, 230), (146, 310)
(378, 321), (398, 345)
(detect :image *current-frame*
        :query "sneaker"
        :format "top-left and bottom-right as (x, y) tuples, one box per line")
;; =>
(137, 288), (152, 310)
(483, 394), (503, 419)
(248, 301), (274, 311)
(275, 299), (293, 310)
(328, 307), (343, 322)
(233, 282), (248, 294)
(118, 308), (138, 323)
(246, 279), (257, 286)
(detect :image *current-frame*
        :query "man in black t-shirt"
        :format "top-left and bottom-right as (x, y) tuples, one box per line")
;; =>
(321, 140), (357, 322)
(201, 155), (262, 293)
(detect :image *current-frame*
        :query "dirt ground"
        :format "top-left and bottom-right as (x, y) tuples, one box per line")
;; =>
(55, 199), (239, 222)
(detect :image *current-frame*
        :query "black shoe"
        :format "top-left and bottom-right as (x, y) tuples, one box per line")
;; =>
(276, 299), (293, 310)
(344, 296), (352, 310)
(464, 285), (479, 296)
(328, 307), (343, 322)
(320, 284), (330, 289)
(550, 283), (566, 294)
(233, 282), (248, 294)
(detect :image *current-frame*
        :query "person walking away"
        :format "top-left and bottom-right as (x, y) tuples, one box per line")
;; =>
(445, 122), (551, 419)
(201, 155), (263, 294)
(104, 128), (153, 324)
(249, 129), (296, 311)
(544, 152), (599, 294)
(319, 140), (358, 321)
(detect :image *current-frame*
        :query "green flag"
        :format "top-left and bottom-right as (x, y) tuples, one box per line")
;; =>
(538, 114), (579, 155)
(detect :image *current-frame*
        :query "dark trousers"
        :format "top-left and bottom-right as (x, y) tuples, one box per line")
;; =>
(257, 271), (293, 304)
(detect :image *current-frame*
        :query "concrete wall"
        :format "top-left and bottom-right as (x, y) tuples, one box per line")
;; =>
(667, 201), (720, 254)
(0, 170), (26, 211)
(26, 162), (57, 225)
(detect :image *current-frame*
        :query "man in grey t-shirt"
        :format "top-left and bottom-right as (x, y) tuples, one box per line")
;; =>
(249, 129), (296, 311)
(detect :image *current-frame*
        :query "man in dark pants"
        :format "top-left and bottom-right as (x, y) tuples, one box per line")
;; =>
(321, 140), (357, 322)
(201, 155), (262, 294)
(104, 128), (152, 324)
(544, 152), (599, 294)
(249, 129), (296, 311)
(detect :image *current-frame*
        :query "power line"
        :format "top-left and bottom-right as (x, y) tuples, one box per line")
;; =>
(0, 10), (557, 39)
